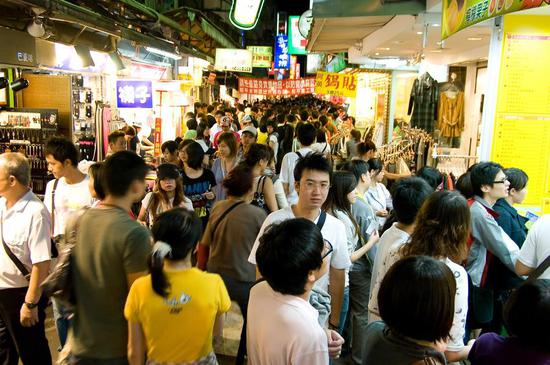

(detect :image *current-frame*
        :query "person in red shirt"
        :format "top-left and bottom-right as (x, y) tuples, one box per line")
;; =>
(213, 117), (240, 149)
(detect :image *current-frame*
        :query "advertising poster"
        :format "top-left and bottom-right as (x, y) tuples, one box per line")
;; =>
(315, 72), (358, 98)
(214, 49), (253, 73)
(238, 77), (315, 96)
(246, 46), (273, 68)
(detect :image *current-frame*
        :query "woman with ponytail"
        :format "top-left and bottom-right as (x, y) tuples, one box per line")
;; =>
(124, 208), (231, 365)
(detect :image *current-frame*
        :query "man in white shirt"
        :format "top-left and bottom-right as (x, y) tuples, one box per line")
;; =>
(368, 177), (432, 323)
(248, 218), (344, 364)
(44, 137), (93, 348)
(0, 153), (52, 364)
(209, 110), (224, 144)
(249, 153), (351, 331)
(516, 214), (550, 279)
(279, 123), (317, 205)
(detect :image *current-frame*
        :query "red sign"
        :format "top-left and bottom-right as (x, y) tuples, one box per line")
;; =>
(238, 77), (315, 96)
(154, 117), (162, 156)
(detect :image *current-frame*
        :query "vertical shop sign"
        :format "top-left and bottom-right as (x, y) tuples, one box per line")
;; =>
(442, 0), (549, 39)
(154, 117), (162, 156)
(288, 16), (308, 55)
(314, 72), (358, 98)
(274, 35), (290, 69)
(246, 46), (273, 68)
(116, 80), (153, 108)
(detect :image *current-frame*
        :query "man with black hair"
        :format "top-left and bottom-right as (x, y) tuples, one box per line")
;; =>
(279, 123), (317, 205)
(71, 151), (151, 365)
(161, 140), (179, 166)
(368, 177), (432, 322)
(206, 105), (216, 128)
(209, 110), (225, 144)
(248, 219), (344, 364)
(249, 153), (351, 333)
(0, 153), (52, 364)
(107, 130), (127, 156)
(44, 137), (93, 348)
(467, 162), (520, 289)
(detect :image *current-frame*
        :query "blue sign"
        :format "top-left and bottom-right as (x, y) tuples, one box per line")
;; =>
(274, 34), (290, 70)
(116, 80), (153, 108)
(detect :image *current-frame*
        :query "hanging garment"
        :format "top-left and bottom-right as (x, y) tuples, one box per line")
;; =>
(438, 91), (465, 138)
(408, 73), (439, 133)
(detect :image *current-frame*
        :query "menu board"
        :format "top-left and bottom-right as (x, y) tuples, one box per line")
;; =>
(491, 15), (550, 212)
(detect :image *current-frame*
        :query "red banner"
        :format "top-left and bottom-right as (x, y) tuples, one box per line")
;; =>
(238, 77), (315, 96)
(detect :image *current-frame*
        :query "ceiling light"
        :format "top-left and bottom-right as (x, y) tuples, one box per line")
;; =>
(145, 46), (182, 60)
(429, 50), (443, 53)
(417, 31), (423, 35)
(432, 23), (440, 27)
(27, 18), (45, 38)
(468, 37), (483, 41)
(377, 47), (391, 51)
(375, 52), (380, 56)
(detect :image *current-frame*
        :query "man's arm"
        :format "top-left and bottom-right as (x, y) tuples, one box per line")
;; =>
(515, 260), (534, 276)
(328, 267), (345, 329)
(20, 261), (50, 327)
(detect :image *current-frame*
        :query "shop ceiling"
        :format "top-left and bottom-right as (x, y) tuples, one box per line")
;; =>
(308, 0), (492, 65)
(0, 0), (240, 62)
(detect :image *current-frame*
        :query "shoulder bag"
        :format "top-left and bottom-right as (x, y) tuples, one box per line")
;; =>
(209, 201), (245, 242)
(42, 207), (89, 310)
(0, 211), (31, 281)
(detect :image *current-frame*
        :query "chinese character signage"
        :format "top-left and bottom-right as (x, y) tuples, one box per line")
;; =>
(288, 16), (308, 55)
(246, 46), (273, 68)
(274, 35), (290, 70)
(442, 0), (548, 39)
(238, 77), (315, 96)
(116, 80), (153, 108)
(214, 49), (253, 73)
(314, 72), (357, 98)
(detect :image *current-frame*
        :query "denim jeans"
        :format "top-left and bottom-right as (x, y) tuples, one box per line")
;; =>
(52, 298), (70, 349)
(337, 286), (350, 334)
(349, 270), (372, 364)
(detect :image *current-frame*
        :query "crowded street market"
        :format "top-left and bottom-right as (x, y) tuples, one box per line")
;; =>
(0, 0), (548, 364)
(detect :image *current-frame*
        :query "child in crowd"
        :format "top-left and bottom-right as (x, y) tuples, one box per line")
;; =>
(138, 164), (192, 227)
(125, 208), (231, 365)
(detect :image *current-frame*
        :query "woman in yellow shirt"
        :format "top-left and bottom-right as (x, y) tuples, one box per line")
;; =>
(125, 208), (231, 365)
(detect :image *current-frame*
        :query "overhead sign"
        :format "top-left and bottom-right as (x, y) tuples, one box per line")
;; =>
(229, 0), (265, 30)
(298, 10), (313, 38)
(315, 72), (357, 98)
(214, 48), (253, 73)
(442, 0), (549, 39)
(239, 77), (315, 96)
(288, 16), (308, 55)
(274, 35), (290, 69)
(246, 46), (273, 68)
(116, 80), (153, 108)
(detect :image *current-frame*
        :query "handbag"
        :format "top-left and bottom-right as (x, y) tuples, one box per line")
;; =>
(41, 207), (89, 310)
(0, 212), (31, 281)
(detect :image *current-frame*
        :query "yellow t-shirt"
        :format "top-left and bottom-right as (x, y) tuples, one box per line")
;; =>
(257, 130), (268, 145)
(124, 268), (231, 363)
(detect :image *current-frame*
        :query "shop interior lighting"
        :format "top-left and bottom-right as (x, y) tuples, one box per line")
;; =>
(145, 47), (182, 60)
(467, 37), (483, 41)
(74, 45), (95, 68)
(27, 18), (46, 38)
(10, 78), (29, 92)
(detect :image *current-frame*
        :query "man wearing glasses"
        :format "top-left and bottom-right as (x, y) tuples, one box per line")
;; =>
(249, 153), (351, 334)
(467, 162), (521, 326)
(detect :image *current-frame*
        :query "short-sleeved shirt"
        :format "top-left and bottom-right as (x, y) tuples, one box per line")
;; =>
(125, 268), (231, 363)
(141, 192), (193, 226)
(279, 147), (313, 205)
(204, 200), (267, 282)
(469, 333), (550, 365)
(248, 206), (351, 293)
(0, 191), (51, 289)
(181, 169), (216, 222)
(44, 176), (93, 236)
(518, 214), (550, 279)
(247, 281), (329, 365)
(71, 207), (151, 359)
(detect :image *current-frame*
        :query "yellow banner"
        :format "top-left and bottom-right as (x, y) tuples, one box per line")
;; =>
(315, 72), (357, 98)
(442, 0), (549, 39)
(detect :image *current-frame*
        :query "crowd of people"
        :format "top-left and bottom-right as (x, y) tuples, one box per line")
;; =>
(0, 95), (548, 365)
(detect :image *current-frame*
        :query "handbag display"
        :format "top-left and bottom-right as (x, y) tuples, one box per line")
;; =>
(41, 207), (89, 310)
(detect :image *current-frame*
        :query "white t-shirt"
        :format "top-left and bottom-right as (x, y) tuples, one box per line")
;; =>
(311, 142), (330, 157)
(0, 191), (51, 289)
(248, 206), (351, 293)
(196, 139), (209, 153)
(44, 176), (94, 236)
(368, 223), (410, 322)
(209, 124), (221, 143)
(365, 184), (393, 229)
(141, 192), (193, 226)
(268, 134), (279, 163)
(334, 210), (358, 288)
(518, 214), (550, 279)
(279, 147), (313, 205)
(247, 281), (329, 365)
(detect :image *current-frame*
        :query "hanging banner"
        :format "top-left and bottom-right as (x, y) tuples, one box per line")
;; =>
(314, 72), (358, 98)
(274, 35), (290, 69)
(246, 46), (273, 68)
(214, 48), (253, 73)
(442, 0), (549, 39)
(288, 15), (308, 55)
(238, 77), (315, 96)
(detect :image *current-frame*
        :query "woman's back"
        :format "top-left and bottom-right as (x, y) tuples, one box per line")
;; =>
(124, 268), (231, 363)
